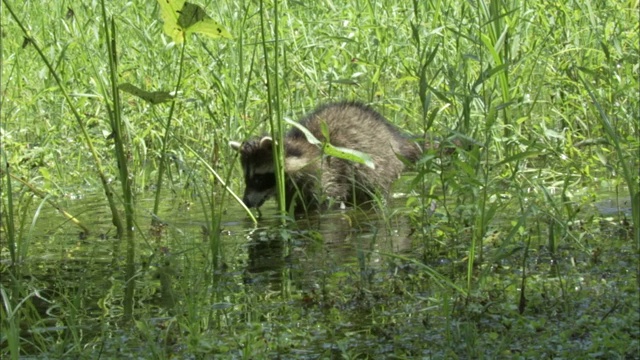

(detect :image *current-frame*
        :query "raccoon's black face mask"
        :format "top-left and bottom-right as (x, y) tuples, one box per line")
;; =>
(230, 137), (277, 208)
(242, 170), (276, 208)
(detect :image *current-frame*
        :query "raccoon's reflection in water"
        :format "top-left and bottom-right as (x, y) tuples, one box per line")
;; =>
(243, 208), (414, 291)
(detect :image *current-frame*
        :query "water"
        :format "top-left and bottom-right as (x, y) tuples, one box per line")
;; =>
(1, 188), (416, 301)
(2, 187), (635, 358)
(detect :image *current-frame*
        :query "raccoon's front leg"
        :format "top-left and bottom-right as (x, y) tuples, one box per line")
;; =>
(320, 159), (351, 207)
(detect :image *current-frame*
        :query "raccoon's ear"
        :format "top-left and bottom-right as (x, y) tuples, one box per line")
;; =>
(259, 136), (273, 149)
(229, 141), (243, 152)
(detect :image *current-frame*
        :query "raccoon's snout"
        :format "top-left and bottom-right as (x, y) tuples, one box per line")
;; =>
(242, 170), (277, 208)
(242, 189), (272, 208)
(242, 196), (260, 208)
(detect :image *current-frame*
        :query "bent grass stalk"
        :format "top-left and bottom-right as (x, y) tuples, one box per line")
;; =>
(6, 173), (90, 235)
(182, 141), (258, 224)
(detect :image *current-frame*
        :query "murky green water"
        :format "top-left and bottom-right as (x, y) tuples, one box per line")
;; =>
(2, 186), (635, 358)
(3, 188), (417, 314)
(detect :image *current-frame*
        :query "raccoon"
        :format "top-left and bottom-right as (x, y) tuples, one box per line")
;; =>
(229, 101), (421, 212)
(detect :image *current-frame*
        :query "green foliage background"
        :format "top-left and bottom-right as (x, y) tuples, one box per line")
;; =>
(2, 1), (637, 195)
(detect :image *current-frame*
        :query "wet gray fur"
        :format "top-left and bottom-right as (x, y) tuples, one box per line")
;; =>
(229, 101), (421, 213)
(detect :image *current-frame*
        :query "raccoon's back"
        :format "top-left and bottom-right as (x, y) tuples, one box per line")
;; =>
(287, 101), (419, 162)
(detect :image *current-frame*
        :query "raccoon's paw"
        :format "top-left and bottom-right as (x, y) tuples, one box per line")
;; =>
(323, 196), (348, 211)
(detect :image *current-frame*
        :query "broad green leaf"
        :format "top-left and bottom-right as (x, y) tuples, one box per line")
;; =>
(118, 83), (174, 104)
(176, 2), (207, 28)
(319, 121), (331, 142)
(157, 0), (184, 43)
(285, 117), (322, 145)
(157, 0), (232, 43)
(323, 144), (375, 169)
(187, 20), (232, 39)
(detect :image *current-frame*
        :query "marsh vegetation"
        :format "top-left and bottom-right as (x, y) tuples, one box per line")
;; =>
(1, 0), (638, 358)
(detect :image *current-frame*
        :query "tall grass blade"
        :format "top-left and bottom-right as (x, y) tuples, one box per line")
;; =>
(151, 41), (187, 224)
(1, 152), (17, 265)
(259, 0), (286, 216)
(99, 1), (137, 321)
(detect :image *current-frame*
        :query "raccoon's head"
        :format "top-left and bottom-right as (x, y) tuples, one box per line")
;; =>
(231, 136), (316, 209)
(229, 137), (277, 208)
